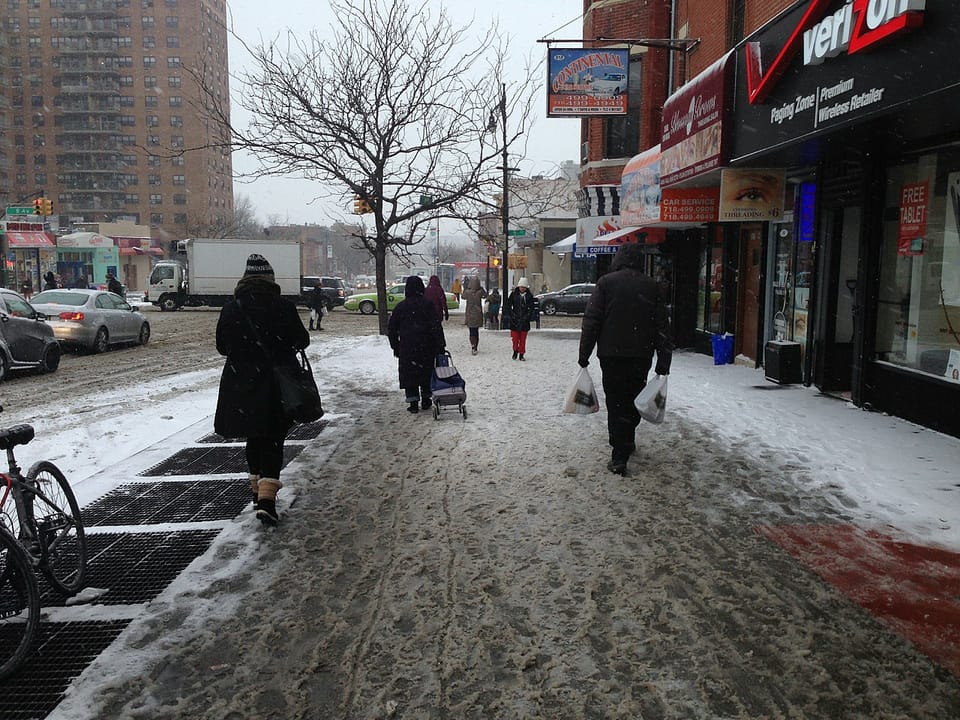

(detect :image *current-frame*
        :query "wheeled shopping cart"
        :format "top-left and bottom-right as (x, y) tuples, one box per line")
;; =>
(430, 351), (467, 420)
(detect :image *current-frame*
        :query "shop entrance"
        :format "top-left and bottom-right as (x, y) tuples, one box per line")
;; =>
(814, 205), (861, 394)
(735, 224), (763, 363)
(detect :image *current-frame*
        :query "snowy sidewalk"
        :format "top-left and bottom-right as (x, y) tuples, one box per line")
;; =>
(46, 328), (960, 718)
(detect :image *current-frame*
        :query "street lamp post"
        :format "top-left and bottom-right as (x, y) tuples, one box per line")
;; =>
(498, 83), (510, 330)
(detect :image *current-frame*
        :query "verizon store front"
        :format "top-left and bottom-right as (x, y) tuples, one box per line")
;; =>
(729, 0), (960, 437)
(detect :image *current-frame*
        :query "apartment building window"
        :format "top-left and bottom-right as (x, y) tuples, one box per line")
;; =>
(33, 154), (46, 166)
(168, 76), (181, 88)
(118, 36), (131, 48)
(121, 135), (137, 145)
(149, 174), (161, 185)
(167, 56), (180, 68)
(8, 0), (20, 10)
(172, 174), (185, 185)
(171, 156), (184, 167)
(143, 36), (155, 49)
(121, 154), (138, 166)
(118, 56), (133, 67)
(151, 213), (163, 225)
(27, 16), (40, 29)
(144, 76), (157, 88)
(147, 155), (160, 167)
(29, 56), (42, 69)
(142, 0), (153, 7)
(31, 95), (43, 107)
(150, 194), (162, 205)
(28, 36), (41, 48)
(166, 0), (178, 6)
(169, 96), (182, 107)
(6, 19), (21, 32)
(27, 0), (39, 8)
(142, 16), (154, 30)
(170, 135), (183, 148)
(173, 194), (186, 205)
(145, 95), (158, 107)
(604, 58), (642, 160)
(120, 114), (136, 126)
(16, 173), (27, 185)
(32, 114), (43, 127)
(166, 35), (179, 48)
(174, 213), (186, 225)
(125, 193), (139, 204)
(35, 173), (46, 185)
(165, 16), (178, 29)
(122, 173), (138, 185)
(143, 55), (156, 68)
(119, 95), (134, 107)
(16, 154), (26, 165)
(32, 133), (44, 146)
(120, 76), (133, 86)
(170, 115), (182, 127)
(147, 135), (160, 145)
(146, 114), (159, 127)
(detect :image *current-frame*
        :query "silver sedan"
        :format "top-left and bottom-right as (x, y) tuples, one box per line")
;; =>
(30, 289), (151, 353)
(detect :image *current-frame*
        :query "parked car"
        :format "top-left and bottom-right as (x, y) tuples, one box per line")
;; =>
(344, 284), (458, 315)
(30, 289), (151, 353)
(299, 276), (347, 310)
(536, 283), (596, 315)
(592, 72), (627, 96)
(0, 288), (61, 380)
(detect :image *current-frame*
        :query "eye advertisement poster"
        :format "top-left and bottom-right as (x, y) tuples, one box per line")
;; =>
(718, 169), (785, 221)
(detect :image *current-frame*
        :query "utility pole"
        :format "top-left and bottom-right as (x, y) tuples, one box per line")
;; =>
(499, 83), (510, 329)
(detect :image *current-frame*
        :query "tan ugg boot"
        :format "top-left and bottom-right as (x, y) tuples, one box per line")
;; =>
(249, 474), (260, 507)
(256, 478), (282, 526)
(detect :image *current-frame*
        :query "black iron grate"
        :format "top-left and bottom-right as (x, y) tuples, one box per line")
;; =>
(138, 445), (304, 476)
(83, 479), (251, 526)
(197, 419), (329, 443)
(41, 530), (220, 606)
(0, 620), (129, 719)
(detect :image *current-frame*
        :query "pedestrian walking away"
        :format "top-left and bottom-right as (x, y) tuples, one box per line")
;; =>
(578, 242), (672, 476)
(308, 281), (325, 331)
(106, 272), (123, 296)
(451, 276), (462, 304)
(388, 275), (446, 413)
(42, 271), (58, 291)
(462, 276), (488, 355)
(214, 253), (310, 525)
(19, 276), (33, 300)
(486, 288), (501, 330)
(424, 275), (449, 322)
(507, 277), (535, 360)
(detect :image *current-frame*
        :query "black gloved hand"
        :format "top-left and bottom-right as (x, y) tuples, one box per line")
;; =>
(578, 358), (589, 368)
(655, 365), (670, 376)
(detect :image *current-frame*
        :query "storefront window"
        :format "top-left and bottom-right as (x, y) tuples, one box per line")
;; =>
(697, 229), (723, 333)
(876, 149), (960, 382)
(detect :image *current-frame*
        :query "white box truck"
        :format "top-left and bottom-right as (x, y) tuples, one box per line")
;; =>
(145, 238), (301, 311)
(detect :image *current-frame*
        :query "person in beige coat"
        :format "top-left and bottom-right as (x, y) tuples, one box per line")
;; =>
(462, 276), (488, 355)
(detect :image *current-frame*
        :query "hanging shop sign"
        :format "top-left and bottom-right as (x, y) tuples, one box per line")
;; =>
(718, 169), (786, 221)
(661, 51), (734, 187)
(897, 182), (928, 256)
(730, 0), (954, 163)
(576, 216), (623, 254)
(547, 48), (630, 117)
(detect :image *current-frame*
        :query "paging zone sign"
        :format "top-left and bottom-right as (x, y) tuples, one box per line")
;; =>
(746, 0), (925, 105)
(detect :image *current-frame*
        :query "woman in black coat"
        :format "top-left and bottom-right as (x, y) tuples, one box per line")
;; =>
(387, 275), (446, 413)
(214, 253), (309, 526)
(506, 277), (535, 360)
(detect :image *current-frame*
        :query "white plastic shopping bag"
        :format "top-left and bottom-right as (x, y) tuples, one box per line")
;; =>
(634, 375), (668, 424)
(563, 367), (600, 414)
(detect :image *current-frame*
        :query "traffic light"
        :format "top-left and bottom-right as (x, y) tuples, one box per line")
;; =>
(353, 195), (372, 215)
(33, 198), (43, 215)
(42, 198), (53, 216)
(490, 256), (501, 268)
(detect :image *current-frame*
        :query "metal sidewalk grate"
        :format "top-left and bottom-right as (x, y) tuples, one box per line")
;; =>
(138, 445), (304, 476)
(197, 419), (329, 443)
(83, 479), (251, 526)
(41, 530), (220, 606)
(0, 620), (129, 719)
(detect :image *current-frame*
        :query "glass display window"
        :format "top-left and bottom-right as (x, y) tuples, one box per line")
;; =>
(876, 147), (960, 382)
(697, 227), (724, 333)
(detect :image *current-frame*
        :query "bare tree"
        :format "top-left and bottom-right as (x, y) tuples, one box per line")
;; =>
(182, 194), (262, 239)
(195, 0), (536, 333)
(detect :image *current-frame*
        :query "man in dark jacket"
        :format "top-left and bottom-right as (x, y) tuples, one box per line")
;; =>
(308, 281), (325, 331)
(388, 276), (446, 413)
(578, 243), (672, 475)
(106, 272), (124, 296)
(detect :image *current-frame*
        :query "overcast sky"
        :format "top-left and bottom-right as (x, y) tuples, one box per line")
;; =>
(224, 0), (583, 228)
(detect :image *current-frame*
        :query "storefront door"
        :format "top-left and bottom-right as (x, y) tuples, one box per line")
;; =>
(814, 206), (861, 394)
(736, 224), (763, 363)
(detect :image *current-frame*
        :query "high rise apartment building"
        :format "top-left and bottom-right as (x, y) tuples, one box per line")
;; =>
(0, 0), (232, 238)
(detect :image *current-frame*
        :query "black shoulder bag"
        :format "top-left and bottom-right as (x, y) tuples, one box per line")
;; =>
(238, 301), (324, 424)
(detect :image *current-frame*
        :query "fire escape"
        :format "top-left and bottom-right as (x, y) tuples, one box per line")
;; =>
(55, 0), (126, 220)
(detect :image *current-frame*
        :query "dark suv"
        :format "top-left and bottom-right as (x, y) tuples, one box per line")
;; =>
(300, 276), (346, 310)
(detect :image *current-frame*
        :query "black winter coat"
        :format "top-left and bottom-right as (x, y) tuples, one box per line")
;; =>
(387, 295), (445, 389)
(579, 267), (672, 373)
(507, 288), (535, 332)
(214, 279), (309, 439)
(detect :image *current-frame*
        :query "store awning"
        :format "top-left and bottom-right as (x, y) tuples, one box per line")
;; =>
(591, 225), (667, 248)
(5, 231), (54, 248)
(119, 246), (164, 256)
(546, 234), (576, 254)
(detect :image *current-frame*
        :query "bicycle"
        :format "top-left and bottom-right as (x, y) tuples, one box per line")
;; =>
(0, 404), (87, 678)
(0, 524), (40, 679)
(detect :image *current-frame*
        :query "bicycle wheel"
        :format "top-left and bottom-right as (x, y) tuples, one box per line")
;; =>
(0, 528), (40, 680)
(27, 461), (87, 596)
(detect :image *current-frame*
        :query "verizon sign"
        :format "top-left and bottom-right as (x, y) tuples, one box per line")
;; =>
(746, 0), (925, 105)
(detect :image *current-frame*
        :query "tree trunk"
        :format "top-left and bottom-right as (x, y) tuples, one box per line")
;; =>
(375, 243), (389, 336)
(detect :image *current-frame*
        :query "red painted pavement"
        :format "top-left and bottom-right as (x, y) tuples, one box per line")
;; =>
(757, 524), (960, 678)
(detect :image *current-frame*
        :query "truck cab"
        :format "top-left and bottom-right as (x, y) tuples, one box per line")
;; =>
(146, 261), (186, 311)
